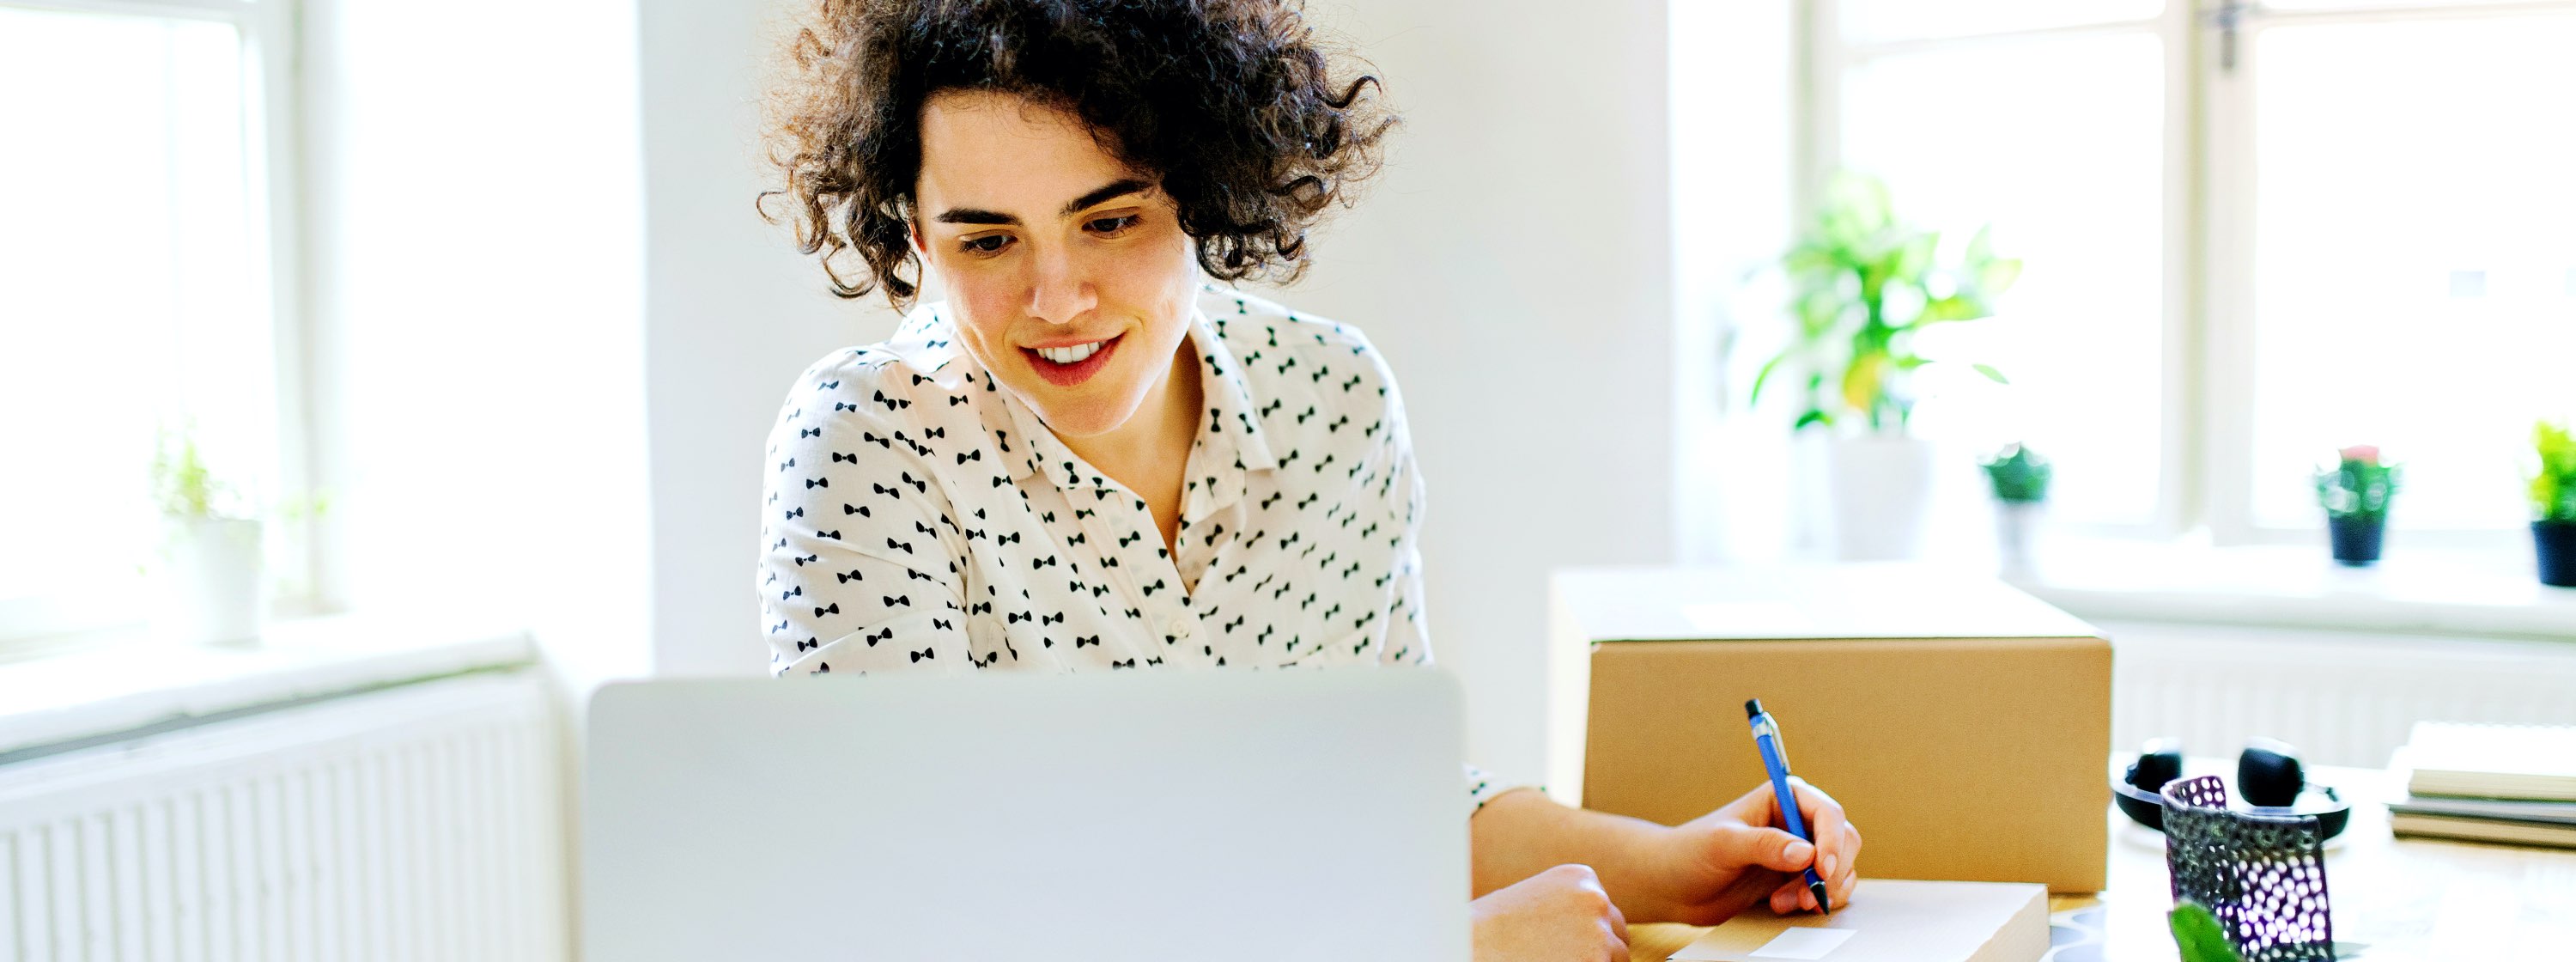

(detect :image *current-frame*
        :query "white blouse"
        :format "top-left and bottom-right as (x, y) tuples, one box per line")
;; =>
(757, 283), (1510, 808)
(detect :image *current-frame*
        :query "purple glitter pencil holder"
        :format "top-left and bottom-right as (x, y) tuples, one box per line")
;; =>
(2161, 774), (2335, 960)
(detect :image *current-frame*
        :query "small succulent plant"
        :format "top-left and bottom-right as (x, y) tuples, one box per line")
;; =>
(2314, 445), (2399, 520)
(1980, 442), (2052, 503)
(2534, 421), (2576, 524)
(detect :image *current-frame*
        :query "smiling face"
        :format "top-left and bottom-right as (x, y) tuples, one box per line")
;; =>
(909, 90), (1200, 440)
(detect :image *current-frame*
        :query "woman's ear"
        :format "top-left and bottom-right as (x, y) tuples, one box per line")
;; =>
(906, 218), (927, 258)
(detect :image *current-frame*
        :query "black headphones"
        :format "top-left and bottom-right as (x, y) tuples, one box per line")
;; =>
(2113, 737), (2351, 840)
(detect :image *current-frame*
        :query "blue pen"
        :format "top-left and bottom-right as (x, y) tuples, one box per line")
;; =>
(1746, 698), (1831, 914)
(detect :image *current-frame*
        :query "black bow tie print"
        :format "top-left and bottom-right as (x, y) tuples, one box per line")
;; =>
(817, 530), (840, 540)
(956, 450), (981, 464)
(883, 595), (908, 606)
(835, 401), (859, 412)
(886, 539), (912, 553)
(1111, 658), (1135, 669)
(922, 426), (945, 439)
(1042, 612), (1064, 624)
(845, 503), (868, 515)
(872, 483), (902, 499)
(866, 627), (893, 645)
(874, 390), (910, 411)
(996, 532), (1021, 545)
(814, 603), (838, 617)
(933, 618), (953, 630)
(1031, 555), (1059, 569)
(784, 507), (804, 519)
(909, 648), (934, 662)
(914, 521), (937, 537)
(812, 661), (830, 673)
(778, 457), (796, 472)
(833, 452), (859, 463)
(836, 569), (862, 584)
(797, 636), (819, 652)
(1007, 611), (1030, 624)
(861, 431), (892, 449)
(805, 478), (828, 488)
(799, 427), (822, 438)
(949, 395), (969, 406)
(771, 618), (789, 633)
(781, 585), (802, 599)
(900, 472), (927, 492)
(819, 380), (840, 389)
(1074, 635), (1100, 648)
(911, 374), (931, 385)
(907, 569), (934, 582)
(793, 553), (817, 566)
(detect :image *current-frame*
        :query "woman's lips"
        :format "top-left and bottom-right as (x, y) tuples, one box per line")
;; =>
(1022, 333), (1122, 387)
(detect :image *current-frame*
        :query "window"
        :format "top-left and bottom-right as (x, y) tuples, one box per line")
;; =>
(0, 0), (301, 642)
(1814, 0), (2576, 543)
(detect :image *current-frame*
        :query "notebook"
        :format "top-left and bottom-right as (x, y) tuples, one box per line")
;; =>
(2402, 722), (2576, 801)
(2390, 813), (2576, 849)
(1668, 880), (2049, 962)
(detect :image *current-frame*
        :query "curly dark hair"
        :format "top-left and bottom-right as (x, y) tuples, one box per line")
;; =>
(759, 0), (1395, 307)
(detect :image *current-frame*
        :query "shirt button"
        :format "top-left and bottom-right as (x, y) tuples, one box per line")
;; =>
(1168, 619), (1194, 641)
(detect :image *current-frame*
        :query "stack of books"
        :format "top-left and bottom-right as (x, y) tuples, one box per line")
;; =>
(2387, 721), (2576, 849)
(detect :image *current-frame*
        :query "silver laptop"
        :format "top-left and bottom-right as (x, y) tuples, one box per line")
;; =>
(583, 667), (1469, 961)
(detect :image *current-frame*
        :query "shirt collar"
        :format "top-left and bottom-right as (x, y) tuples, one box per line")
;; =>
(995, 303), (1279, 517)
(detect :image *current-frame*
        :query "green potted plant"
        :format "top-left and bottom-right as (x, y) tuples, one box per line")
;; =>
(1980, 442), (2052, 574)
(151, 428), (266, 645)
(2314, 445), (2398, 565)
(2532, 420), (2576, 587)
(1750, 173), (2022, 560)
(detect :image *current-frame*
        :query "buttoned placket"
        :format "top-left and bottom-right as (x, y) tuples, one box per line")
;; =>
(995, 313), (1273, 670)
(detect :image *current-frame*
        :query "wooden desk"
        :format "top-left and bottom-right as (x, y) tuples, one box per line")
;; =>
(1627, 764), (2576, 961)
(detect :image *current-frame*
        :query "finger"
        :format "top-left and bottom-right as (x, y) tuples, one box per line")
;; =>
(1710, 823), (1815, 874)
(1788, 776), (1850, 880)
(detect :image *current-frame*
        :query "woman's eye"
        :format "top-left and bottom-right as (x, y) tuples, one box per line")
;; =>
(960, 234), (1011, 255)
(1086, 215), (1139, 234)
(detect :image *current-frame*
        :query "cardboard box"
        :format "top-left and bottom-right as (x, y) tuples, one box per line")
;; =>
(1546, 564), (2111, 892)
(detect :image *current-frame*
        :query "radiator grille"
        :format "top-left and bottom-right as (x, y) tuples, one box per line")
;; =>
(0, 672), (564, 962)
(2109, 621), (2576, 768)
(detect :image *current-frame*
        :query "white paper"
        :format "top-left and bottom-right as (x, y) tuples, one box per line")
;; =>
(1680, 601), (1821, 636)
(1747, 927), (1856, 959)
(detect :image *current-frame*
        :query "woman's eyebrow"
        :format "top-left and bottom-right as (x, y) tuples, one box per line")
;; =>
(1060, 178), (1153, 216)
(930, 179), (1151, 226)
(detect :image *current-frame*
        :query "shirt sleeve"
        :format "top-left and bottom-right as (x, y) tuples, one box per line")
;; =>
(758, 363), (975, 676)
(1367, 365), (1536, 813)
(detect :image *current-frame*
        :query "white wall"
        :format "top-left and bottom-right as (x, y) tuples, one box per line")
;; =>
(303, 0), (653, 697)
(1268, 0), (1676, 783)
(635, 0), (908, 679)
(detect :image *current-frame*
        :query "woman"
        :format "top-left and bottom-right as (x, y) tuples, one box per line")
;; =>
(754, 2), (1862, 958)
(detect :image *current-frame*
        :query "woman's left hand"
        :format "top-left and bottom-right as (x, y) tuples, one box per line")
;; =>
(1633, 776), (1862, 927)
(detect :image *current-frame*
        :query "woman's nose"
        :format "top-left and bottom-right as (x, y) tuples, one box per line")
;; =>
(1025, 245), (1097, 325)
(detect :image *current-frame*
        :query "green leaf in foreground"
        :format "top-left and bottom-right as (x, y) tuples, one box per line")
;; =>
(2168, 901), (2245, 962)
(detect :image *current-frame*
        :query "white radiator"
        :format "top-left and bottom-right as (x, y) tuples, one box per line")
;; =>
(2107, 620), (2576, 769)
(0, 671), (565, 962)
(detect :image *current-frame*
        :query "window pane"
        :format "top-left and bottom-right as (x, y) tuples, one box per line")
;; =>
(0, 8), (274, 630)
(2247, 15), (2576, 531)
(1841, 32), (2168, 526)
(1843, 0), (2165, 46)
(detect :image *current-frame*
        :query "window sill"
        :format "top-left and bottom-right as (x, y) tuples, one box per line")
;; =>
(2007, 537), (2576, 641)
(0, 614), (536, 762)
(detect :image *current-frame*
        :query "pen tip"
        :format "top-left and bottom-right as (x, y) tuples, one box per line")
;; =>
(1745, 698), (1764, 719)
(1810, 881), (1831, 913)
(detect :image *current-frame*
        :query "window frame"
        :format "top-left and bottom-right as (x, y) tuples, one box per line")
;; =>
(1801, 0), (2576, 549)
(0, 0), (313, 645)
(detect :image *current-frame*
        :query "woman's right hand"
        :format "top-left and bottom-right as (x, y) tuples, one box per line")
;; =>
(1470, 863), (1630, 961)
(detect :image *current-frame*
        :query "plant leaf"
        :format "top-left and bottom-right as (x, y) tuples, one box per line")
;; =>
(1971, 362), (2010, 385)
(2168, 902), (2245, 962)
(1749, 351), (1790, 407)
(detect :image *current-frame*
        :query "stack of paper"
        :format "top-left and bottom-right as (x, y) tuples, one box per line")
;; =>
(2390, 722), (2576, 849)
(1668, 880), (2048, 962)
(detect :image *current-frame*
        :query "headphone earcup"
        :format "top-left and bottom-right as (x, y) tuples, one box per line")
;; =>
(2239, 738), (2305, 808)
(2129, 738), (2185, 793)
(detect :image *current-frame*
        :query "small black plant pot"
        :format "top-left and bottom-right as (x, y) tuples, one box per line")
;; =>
(2537, 521), (2576, 588)
(2329, 514), (2385, 565)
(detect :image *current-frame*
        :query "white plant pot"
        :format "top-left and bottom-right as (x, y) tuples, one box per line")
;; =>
(1823, 435), (1938, 561)
(1995, 499), (2045, 576)
(156, 516), (265, 646)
